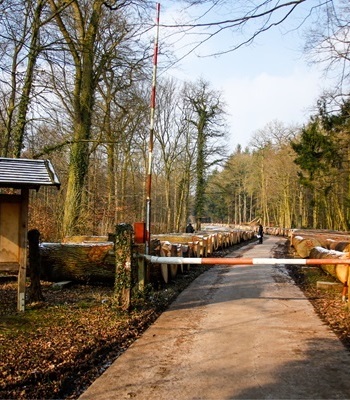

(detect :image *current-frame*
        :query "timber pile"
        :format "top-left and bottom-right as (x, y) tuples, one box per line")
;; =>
(326, 239), (350, 252)
(265, 227), (289, 236)
(308, 247), (350, 284)
(289, 229), (350, 284)
(291, 235), (322, 258)
(158, 241), (187, 283)
(153, 229), (255, 283)
(39, 229), (255, 285)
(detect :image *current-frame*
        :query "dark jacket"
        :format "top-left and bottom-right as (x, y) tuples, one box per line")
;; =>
(186, 224), (195, 233)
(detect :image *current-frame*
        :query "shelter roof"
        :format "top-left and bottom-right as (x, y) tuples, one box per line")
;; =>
(0, 157), (60, 190)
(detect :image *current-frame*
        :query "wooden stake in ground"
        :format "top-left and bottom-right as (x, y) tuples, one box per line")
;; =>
(17, 189), (29, 311)
(114, 223), (133, 311)
(27, 229), (44, 303)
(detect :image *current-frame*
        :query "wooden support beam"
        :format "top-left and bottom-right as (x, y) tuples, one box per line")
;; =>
(17, 189), (28, 311)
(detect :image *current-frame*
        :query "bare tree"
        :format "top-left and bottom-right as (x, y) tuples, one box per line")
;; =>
(154, 78), (185, 232)
(182, 78), (227, 230)
(0, 0), (50, 157)
(161, 0), (324, 61)
(249, 121), (299, 226)
(44, 0), (152, 237)
(304, 1), (350, 97)
(94, 40), (149, 231)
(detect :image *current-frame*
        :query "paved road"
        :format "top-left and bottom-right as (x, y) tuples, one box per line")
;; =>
(80, 236), (350, 399)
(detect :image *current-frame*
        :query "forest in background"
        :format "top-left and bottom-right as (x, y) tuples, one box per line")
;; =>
(1, 0), (350, 241)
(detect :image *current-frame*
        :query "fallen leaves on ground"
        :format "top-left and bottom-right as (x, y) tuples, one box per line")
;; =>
(0, 282), (161, 399)
(0, 261), (213, 399)
(1, 241), (350, 399)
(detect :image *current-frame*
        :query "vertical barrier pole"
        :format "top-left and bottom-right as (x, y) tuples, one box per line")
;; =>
(145, 3), (160, 255)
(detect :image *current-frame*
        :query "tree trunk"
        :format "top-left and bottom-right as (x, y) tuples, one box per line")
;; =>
(165, 172), (172, 232)
(13, 0), (45, 157)
(62, 138), (91, 236)
(195, 118), (205, 231)
(114, 223), (133, 311)
(50, 0), (104, 236)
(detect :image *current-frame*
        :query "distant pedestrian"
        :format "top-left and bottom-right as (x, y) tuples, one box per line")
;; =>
(257, 224), (263, 244)
(186, 223), (195, 233)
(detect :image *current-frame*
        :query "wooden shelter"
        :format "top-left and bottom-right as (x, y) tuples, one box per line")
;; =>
(0, 157), (60, 311)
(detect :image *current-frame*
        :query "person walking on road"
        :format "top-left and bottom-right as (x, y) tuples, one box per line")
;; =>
(257, 224), (263, 244)
(186, 223), (195, 233)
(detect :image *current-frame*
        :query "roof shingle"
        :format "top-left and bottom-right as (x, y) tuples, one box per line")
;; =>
(0, 158), (60, 189)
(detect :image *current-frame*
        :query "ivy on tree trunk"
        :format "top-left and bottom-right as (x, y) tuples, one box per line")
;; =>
(114, 223), (133, 311)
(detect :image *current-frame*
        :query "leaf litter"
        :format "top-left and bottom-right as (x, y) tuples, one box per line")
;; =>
(1, 240), (350, 399)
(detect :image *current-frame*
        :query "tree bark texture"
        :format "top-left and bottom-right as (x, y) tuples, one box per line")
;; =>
(48, 0), (104, 236)
(40, 242), (115, 283)
(13, 0), (45, 157)
(114, 223), (133, 311)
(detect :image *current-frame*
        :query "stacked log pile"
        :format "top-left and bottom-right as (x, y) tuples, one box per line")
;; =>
(291, 236), (322, 258)
(289, 229), (350, 285)
(144, 229), (255, 283)
(264, 227), (289, 236)
(39, 229), (256, 284)
(308, 247), (350, 284)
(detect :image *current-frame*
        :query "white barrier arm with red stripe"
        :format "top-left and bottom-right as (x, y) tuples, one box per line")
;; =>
(143, 256), (350, 266)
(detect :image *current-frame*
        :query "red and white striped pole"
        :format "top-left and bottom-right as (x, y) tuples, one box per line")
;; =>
(146, 3), (160, 255)
(144, 256), (350, 266)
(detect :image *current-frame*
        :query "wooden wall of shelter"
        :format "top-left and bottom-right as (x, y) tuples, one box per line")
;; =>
(0, 158), (60, 311)
(0, 191), (29, 310)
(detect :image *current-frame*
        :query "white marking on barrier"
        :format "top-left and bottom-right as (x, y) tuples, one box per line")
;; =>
(148, 256), (202, 265)
(252, 258), (307, 265)
(144, 255), (350, 266)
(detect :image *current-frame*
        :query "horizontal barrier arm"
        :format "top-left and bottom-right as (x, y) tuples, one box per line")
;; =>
(143, 255), (350, 266)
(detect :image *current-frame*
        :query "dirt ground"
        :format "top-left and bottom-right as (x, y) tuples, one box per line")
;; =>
(1, 239), (350, 399)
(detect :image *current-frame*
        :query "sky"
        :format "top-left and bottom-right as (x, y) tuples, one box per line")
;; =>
(158, 1), (330, 152)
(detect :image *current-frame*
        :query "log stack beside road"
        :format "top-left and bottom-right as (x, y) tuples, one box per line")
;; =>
(38, 228), (256, 285)
(289, 229), (350, 285)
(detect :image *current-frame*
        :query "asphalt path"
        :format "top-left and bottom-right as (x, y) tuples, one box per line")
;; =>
(79, 235), (350, 399)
